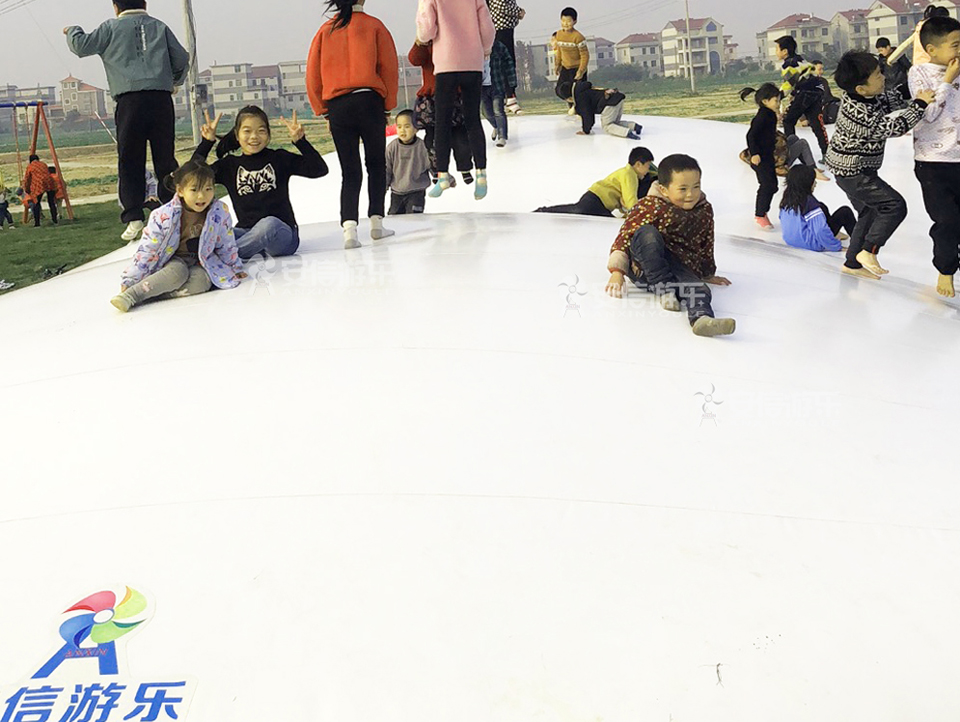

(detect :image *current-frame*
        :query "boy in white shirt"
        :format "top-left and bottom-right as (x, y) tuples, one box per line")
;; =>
(909, 15), (960, 297)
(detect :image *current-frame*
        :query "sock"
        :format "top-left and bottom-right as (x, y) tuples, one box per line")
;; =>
(462, 171), (474, 184)
(474, 169), (487, 200)
(370, 215), (395, 240)
(428, 173), (452, 198)
(343, 220), (360, 249)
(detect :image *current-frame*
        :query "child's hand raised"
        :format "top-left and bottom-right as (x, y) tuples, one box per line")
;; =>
(946, 57), (960, 84)
(281, 111), (305, 142)
(705, 275), (732, 286)
(606, 271), (624, 298)
(915, 88), (937, 105)
(201, 110), (222, 142)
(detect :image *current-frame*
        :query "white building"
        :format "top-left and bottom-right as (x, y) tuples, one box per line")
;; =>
(210, 63), (255, 118)
(278, 61), (311, 114)
(831, 9), (871, 53)
(867, 0), (957, 48)
(757, 14), (832, 65)
(528, 36), (621, 81)
(661, 17), (726, 77)
(615, 33), (663, 75)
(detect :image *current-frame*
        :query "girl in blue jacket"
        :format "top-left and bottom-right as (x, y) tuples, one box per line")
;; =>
(778, 165), (856, 252)
(111, 160), (246, 312)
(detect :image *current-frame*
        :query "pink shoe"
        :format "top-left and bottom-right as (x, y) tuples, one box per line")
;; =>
(755, 215), (775, 231)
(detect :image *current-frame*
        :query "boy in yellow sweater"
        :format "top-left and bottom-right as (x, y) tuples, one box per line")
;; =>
(554, 7), (589, 113)
(535, 147), (655, 216)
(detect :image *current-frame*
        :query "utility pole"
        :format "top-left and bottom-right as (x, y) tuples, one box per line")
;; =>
(182, 0), (201, 145)
(684, 0), (696, 93)
(400, 53), (410, 109)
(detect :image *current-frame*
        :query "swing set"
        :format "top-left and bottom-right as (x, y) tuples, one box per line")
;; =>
(1, 100), (74, 224)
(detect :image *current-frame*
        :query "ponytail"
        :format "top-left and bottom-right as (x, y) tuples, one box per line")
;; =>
(216, 132), (241, 159)
(326, 0), (354, 30)
(741, 83), (780, 106)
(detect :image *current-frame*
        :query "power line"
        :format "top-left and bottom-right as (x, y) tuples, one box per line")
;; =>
(0, 0), (41, 16)
(519, 0), (681, 43)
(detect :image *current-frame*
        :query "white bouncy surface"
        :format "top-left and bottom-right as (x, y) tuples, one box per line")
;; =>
(4, 114), (960, 722)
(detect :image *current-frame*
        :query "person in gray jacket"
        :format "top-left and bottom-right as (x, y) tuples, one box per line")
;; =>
(64, 0), (189, 241)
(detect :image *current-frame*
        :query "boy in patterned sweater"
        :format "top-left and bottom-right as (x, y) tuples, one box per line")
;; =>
(776, 35), (830, 160)
(605, 154), (736, 338)
(554, 7), (589, 114)
(825, 51), (934, 279)
(908, 15), (960, 297)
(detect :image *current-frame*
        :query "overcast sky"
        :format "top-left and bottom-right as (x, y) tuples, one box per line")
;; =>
(5, 0), (858, 90)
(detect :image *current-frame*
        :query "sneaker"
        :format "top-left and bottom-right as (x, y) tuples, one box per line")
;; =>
(491, 130), (499, 141)
(0, 279), (14, 291)
(692, 316), (736, 337)
(567, 106), (576, 116)
(121, 220), (144, 242)
(496, 137), (506, 148)
(506, 98), (522, 115)
(110, 292), (133, 312)
(755, 215), (775, 231)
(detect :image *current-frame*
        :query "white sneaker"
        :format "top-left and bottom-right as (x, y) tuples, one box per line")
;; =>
(496, 137), (506, 147)
(0, 279), (14, 291)
(121, 220), (144, 242)
(567, 106), (576, 116)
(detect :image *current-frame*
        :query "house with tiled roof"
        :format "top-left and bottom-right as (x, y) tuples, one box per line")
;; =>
(661, 17), (726, 77)
(831, 9), (871, 53)
(756, 14), (832, 65)
(615, 33), (663, 75)
(60, 76), (108, 119)
(866, 0), (957, 47)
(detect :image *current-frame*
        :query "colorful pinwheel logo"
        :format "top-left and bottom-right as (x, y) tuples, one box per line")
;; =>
(34, 587), (152, 679)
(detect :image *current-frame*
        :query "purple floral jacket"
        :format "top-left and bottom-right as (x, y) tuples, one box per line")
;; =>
(121, 196), (244, 290)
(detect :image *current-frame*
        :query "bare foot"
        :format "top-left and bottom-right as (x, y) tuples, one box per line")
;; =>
(856, 250), (889, 275)
(937, 273), (955, 297)
(815, 169), (831, 181)
(835, 232), (849, 241)
(842, 265), (880, 280)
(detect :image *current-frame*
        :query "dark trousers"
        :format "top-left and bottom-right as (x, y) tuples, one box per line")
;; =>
(389, 189), (426, 215)
(435, 72), (486, 174)
(424, 125), (472, 175)
(536, 190), (612, 217)
(782, 90), (829, 156)
(0, 201), (13, 227)
(327, 91), (387, 223)
(820, 202), (857, 237)
(915, 161), (960, 275)
(753, 156), (778, 216)
(115, 91), (177, 224)
(628, 225), (714, 325)
(835, 171), (907, 269)
(555, 67), (583, 105)
(31, 191), (58, 226)
(494, 28), (517, 97)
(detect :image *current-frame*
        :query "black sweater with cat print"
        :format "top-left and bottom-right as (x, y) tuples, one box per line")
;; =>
(193, 137), (328, 231)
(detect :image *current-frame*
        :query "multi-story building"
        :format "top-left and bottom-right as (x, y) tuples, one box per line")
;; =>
(615, 33), (663, 75)
(592, 38), (617, 68)
(756, 14), (832, 65)
(527, 36), (615, 81)
(172, 69), (213, 122)
(243, 65), (283, 115)
(661, 17), (726, 77)
(867, 0), (956, 48)
(724, 35), (739, 63)
(59, 76), (107, 119)
(210, 63), (255, 118)
(278, 61), (310, 113)
(831, 8), (871, 53)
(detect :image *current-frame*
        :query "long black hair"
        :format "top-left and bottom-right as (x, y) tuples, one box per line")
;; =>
(780, 164), (817, 214)
(740, 83), (780, 106)
(216, 105), (271, 159)
(326, 0), (354, 30)
(163, 159), (216, 194)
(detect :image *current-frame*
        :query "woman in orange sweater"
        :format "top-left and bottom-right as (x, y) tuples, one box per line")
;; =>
(307, 0), (399, 249)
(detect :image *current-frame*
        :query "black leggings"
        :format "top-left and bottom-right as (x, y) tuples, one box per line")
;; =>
(32, 190), (58, 226)
(424, 125), (473, 174)
(495, 28), (517, 97)
(536, 191), (612, 217)
(434, 72), (486, 174)
(820, 202), (856, 237)
(753, 157), (778, 217)
(327, 91), (387, 223)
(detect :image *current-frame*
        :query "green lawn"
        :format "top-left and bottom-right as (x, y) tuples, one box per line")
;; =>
(0, 200), (127, 295)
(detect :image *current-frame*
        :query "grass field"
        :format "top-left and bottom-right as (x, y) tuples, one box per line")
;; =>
(0, 71), (780, 296)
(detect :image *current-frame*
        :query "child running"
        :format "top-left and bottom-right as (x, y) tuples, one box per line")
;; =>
(0, 181), (16, 230)
(193, 107), (328, 259)
(386, 110), (432, 215)
(908, 15), (960, 297)
(605, 153), (736, 338)
(742, 83), (827, 231)
(779, 165), (855, 252)
(775, 35), (829, 162)
(825, 51), (934, 279)
(535, 146), (654, 216)
(110, 160), (245, 313)
(554, 7), (589, 114)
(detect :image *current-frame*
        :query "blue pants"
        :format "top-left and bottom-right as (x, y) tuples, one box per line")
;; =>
(628, 225), (714, 325)
(234, 217), (299, 260)
(481, 86), (508, 140)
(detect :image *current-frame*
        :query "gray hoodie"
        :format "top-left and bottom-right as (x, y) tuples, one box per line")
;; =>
(66, 10), (189, 99)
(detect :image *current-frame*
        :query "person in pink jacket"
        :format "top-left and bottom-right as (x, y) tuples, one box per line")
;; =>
(416, 0), (495, 200)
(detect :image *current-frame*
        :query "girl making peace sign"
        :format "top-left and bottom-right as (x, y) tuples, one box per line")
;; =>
(193, 106), (329, 260)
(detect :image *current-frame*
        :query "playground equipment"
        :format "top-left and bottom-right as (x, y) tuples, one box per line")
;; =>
(1, 101), (74, 223)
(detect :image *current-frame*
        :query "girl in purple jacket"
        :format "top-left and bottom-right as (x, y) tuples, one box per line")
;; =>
(111, 160), (246, 312)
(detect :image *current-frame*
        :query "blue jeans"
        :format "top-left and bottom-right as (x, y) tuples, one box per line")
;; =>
(628, 225), (714, 325)
(234, 217), (299, 260)
(481, 86), (508, 140)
